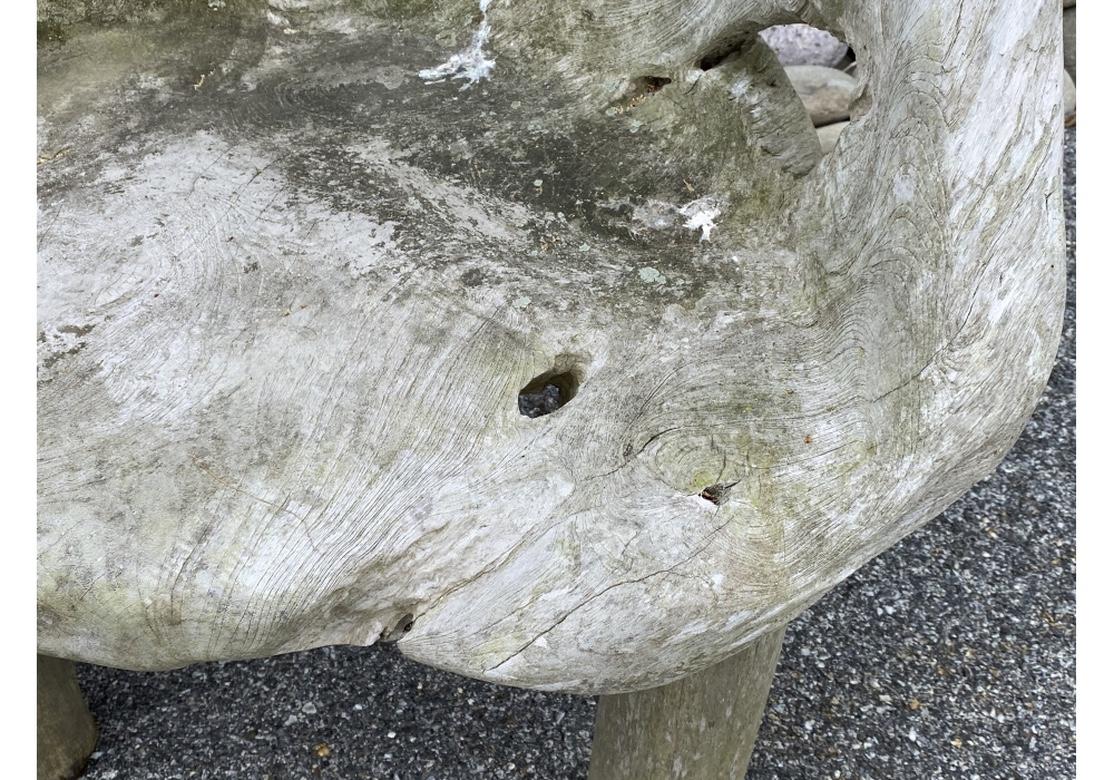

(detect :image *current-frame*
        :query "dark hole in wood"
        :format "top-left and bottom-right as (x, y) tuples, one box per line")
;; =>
(518, 369), (580, 418)
(697, 33), (754, 70)
(699, 484), (731, 505)
(382, 613), (415, 643)
(610, 76), (673, 111)
(634, 75), (672, 94)
(698, 48), (734, 71)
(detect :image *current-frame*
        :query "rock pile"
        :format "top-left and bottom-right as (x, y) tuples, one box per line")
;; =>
(763, 13), (1077, 154)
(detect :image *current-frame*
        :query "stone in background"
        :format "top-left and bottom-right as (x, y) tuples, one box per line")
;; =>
(784, 65), (858, 127)
(760, 24), (850, 69)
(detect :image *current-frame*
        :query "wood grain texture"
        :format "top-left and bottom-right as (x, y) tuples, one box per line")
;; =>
(37, 0), (1065, 693)
(588, 627), (785, 779)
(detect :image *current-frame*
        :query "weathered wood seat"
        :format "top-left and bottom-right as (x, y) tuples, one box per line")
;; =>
(37, 0), (1065, 776)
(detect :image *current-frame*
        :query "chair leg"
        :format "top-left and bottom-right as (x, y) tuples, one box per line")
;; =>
(38, 655), (98, 780)
(588, 627), (785, 780)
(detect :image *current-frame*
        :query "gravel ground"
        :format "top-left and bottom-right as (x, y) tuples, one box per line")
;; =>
(75, 130), (1076, 780)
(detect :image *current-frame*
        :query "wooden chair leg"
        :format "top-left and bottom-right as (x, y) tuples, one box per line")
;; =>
(38, 655), (98, 780)
(588, 627), (785, 780)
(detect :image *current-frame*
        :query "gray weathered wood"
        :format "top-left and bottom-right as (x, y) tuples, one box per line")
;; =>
(37, 655), (97, 780)
(1063, 5), (1076, 81)
(38, 0), (1065, 695)
(589, 627), (785, 779)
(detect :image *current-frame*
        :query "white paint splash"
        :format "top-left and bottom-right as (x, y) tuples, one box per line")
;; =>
(418, 0), (495, 89)
(678, 197), (723, 241)
(632, 196), (725, 242)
